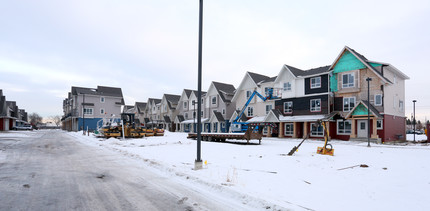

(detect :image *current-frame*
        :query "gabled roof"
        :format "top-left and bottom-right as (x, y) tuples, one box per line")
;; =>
(345, 100), (382, 119)
(284, 65), (331, 77)
(71, 85), (125, 105)
(248, 72), (271, 84)
(212, 81), (236, 103)
(212, 111), (225, 122)
(184, 89), (193, 98)
(163, 116), (171, 123)
(329, 46), (408, 84)
(135, 102), (147, 113)
(174, 115), (185, 123)
(163, 94), (181, 109)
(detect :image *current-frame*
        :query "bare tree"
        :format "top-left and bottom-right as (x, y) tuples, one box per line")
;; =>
(28, 113), (43, 126)
(49, 115), (62, 126)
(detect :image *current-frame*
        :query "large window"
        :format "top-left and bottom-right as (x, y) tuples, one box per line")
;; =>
(310, 99), (321, 112)
(247, 107), (254, 117)
(284, 123), (294, 136)
(283, 82), (292, 91)
(311, 77), (321, 89)
(342, 73), (355, 88)
(265, 87), (273, 96)
(284, 101), (293, 113)
(83, 108), (93, 115)
(184, 101), (188, 109)
(337, 120), (352, 135)
(310, 123), (324, 136)
(266, 105), (272, 114)
(343, 97), (355, 112)
(375, 94), (382, 106)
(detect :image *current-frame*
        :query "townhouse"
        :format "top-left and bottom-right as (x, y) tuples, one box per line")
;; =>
(61, 86), (124, 131)
(159, 94), (181, 131)
(204, 81), (236, 133)
(143, 98), (162, 128)
(0, 90), (29, 131)
(175, 89), (207, 132)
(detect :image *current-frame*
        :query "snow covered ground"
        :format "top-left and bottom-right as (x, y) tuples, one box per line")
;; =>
(62, 131), (430, 211)
(2, 130), (429, 210)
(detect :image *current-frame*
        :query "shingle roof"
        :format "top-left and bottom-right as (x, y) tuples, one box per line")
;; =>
(176, 115), (185, 122)
(212, 81), (236, 103)
(164, 116), (171, 123)
(164, 94), (181, 109)
(135, 102), (147, 113)
(184, 89), (193, 98)
(213, 111), (225, 122)
(248, 72), (271, 84)
(71, 85), (124, 105)
(285, 65), (330, 77)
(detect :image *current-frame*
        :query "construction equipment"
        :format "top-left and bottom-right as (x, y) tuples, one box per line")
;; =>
(231, 88), (279, 133)
(316, 120), (334, 156)
(103, 113), (146, 138)
(287, 133), (310, 156)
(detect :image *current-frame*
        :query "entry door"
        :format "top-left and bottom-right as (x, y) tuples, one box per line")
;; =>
(357, 120), (368, 138)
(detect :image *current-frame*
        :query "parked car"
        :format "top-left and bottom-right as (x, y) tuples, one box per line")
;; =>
(12, 124), (33, 130)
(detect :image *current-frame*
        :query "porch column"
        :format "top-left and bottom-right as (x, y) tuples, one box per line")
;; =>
(350, 119), (357, 138)
(279, 122), (284, 138)
(267, 126), (272, 137)
(371, 118), (379, 139)
(292, 122), (297, 138)
(303, 122), (308, 138)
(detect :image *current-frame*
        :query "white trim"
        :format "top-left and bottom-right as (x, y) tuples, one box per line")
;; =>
(100, 97), (105, 103)
(283, 101), (293, 113)
(377, 119), (383, 130)
(310, 123), (324, 137)
(375, 94), (382, 106)
(343, 97), (356, 112)
(337, 120), (352, 135)
(284, 123), (294, 136)
(310, 76), (321, 89)
(310, 99), (321, 112)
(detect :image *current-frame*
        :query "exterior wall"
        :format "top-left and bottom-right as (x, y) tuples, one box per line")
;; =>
(77, 94), (122, 119)
(275, 95), (330, 116)
(304, 74), (329, 95)
(383, 70), (406, 117)
(274, 69), (301, 98)
(77, 117), (103, 131)
(382, 114), (406, 142)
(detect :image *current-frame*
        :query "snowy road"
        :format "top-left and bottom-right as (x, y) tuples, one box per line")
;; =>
(0, 130), (257, 211)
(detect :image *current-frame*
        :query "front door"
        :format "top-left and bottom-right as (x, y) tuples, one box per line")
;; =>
(357, 120), (368, 138)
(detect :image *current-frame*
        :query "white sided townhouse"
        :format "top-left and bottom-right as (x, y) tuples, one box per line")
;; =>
(143, 98), (162, 128)
(204, 81), (236, 133)
(175, 89), (207, 132)
(159, 94), (181, 131)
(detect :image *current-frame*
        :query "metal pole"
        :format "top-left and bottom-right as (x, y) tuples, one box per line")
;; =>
(366, 77), (372, 147)
(196, 0), (203, 163)
(83, 94), (85, 135)
(413, 100), (416, 142)
(193, 101), (196, 133)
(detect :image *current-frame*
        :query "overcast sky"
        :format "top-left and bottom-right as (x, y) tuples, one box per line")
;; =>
(1, 0), (429, 121)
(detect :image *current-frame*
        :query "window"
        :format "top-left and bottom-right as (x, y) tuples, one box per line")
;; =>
(337, 120), (352, 135)
(310, 123), (324, 136)
(83, 108), (93, 115)
(222, 109), (226, 115)
(100, 97), (105, 103)
(192, 100), (196, 106)
(246, 91), (252, 99)
(263, 126), (268, 135)
(343, 97), (355, 112)
(311, 77), (321, 89)
(284, 101), (293, 113)
(399, 100), (404, 110)
(184, 102), (188, 109)
(193, 111), (196, 118)
(213, 123), (218, 132)
(377, 119), (383, 129)
(283, 82), (291, 91)
(201, 111), (203, 117)
(185, 113), (189, 119)
(375, 94), (382, 106)
(265, 87), (272, 96)
(342, 73), (355, 88)
(266, 105), (272, 114)
(100, 108), (105, 115)
(153, 106), (155, 111)
(310, 99), (321, 112)
(221, 122), (225, 129)
(211, 96), (217, 105)
(284, 123), (294, 136)
(164, 105), (167, 112)
(247, 107), (254, 117)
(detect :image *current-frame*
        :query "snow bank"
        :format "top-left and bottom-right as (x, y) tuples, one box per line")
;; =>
(67, 131), (430, 211)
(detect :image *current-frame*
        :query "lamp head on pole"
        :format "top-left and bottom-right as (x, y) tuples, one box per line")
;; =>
(366, 77), (372, 82)
(413, 100), (417, 103)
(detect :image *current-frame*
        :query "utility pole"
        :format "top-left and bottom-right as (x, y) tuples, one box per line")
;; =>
(195, 0), (203, 170)
(366, 77), (372, 147)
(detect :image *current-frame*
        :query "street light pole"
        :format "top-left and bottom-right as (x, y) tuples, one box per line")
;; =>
(82, 94), (85, 135)
(195, 0), (203, 168)
(366, 77), (372, 147)
(193, 101), (196, 133)
(413, 100), (417, 142)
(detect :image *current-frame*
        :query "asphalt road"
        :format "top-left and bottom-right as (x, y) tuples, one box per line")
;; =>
(0, 130), (247, 211)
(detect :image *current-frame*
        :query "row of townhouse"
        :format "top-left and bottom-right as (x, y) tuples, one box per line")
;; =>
(61, 46), (409, 142)
(0, 89), (29, 131)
